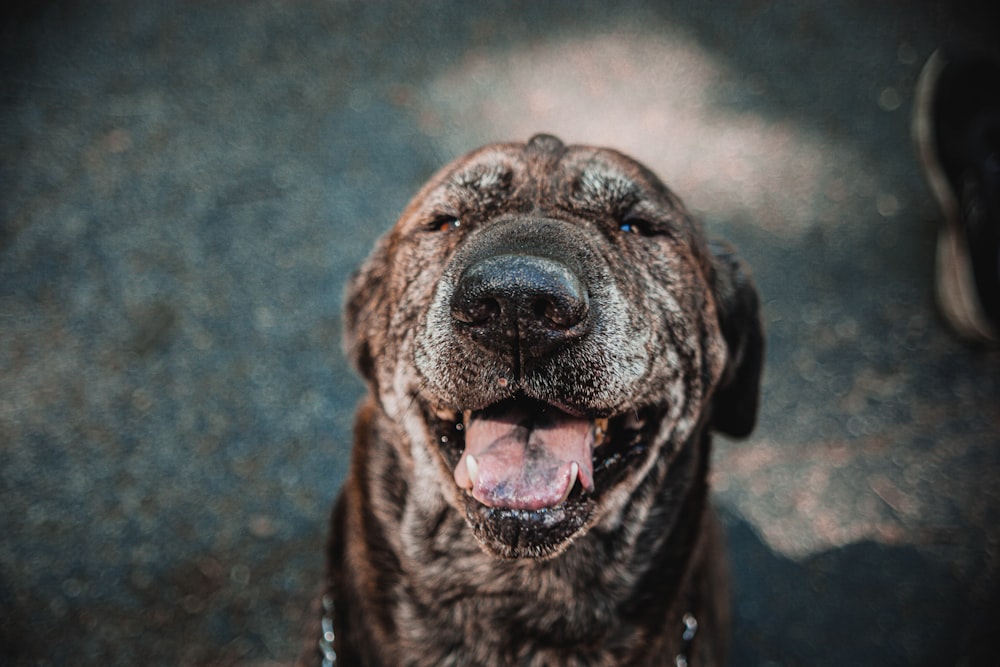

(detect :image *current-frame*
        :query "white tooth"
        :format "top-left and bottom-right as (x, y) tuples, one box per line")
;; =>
(462, 410), (472, 428)
(559, 462), (580, 505)
(465, 454), (479, 488)
(593, 418), (609, 444)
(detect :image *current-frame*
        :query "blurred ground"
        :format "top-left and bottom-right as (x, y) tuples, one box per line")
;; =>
(1, 1), (999, 665)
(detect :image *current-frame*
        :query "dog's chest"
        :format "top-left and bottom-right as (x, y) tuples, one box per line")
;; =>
(389, 610), (684, 667)
(388, 547), (665, 667)
(391, 596), (640, 667)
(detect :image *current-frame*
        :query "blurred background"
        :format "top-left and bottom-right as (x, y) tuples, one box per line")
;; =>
(2, 1), (999, 665)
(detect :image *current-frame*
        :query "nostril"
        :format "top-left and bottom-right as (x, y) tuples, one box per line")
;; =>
(533, 296), (579, 329)
(533, 298), (555, 323)
(454, 297), (500, 325)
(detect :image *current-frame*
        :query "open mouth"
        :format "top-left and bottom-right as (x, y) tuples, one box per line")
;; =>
(431, 396), (660, 512)
(426, 395), (663, 557)
(428, 396), (663, 557)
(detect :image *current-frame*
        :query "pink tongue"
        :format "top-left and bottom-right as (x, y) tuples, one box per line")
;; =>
(453, 403), (596, 510)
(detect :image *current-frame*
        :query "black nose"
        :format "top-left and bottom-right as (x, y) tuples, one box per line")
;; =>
(451, 254), (590, 356)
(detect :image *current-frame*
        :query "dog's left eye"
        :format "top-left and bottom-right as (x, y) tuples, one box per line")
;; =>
(428, 215), (462, 232)
(618, 217), (653, 235)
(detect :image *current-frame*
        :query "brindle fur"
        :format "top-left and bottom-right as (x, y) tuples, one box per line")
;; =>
(306, 135), (763, 666)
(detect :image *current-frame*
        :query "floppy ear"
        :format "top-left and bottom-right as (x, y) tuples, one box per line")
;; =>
(708, 241), (764, 438)
(342, 234), (392, 385)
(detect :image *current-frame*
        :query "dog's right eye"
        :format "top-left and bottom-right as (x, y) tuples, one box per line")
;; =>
(428, 215), (462, 232)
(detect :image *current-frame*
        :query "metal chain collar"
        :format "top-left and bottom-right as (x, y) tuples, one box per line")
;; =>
(317, 594), (697, 667)
(318, 594), (337, 666)
(674, 612), (699, 667)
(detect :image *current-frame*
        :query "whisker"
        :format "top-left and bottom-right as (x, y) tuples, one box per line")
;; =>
(397, 378), (431, 426)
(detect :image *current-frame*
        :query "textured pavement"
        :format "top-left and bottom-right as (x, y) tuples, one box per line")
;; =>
(2, 2), (999, 665)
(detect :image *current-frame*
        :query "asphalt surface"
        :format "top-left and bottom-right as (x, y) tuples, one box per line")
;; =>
(2, 1), (999, 665)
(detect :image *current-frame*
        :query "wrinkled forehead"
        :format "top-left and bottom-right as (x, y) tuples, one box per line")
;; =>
(417, 141), (669, 215)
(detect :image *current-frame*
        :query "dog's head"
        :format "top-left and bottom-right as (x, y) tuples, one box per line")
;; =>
(344, 134), (762, 559)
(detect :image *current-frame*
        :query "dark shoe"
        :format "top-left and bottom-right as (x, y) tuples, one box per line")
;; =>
(913, 46), (1000, 344)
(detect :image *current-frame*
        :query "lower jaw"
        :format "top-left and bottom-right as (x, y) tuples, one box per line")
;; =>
(463, 498), (592, 560)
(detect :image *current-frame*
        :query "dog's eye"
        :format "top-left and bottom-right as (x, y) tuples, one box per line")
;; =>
(618, 217), (653, 236)
(429, 215), (462, 232)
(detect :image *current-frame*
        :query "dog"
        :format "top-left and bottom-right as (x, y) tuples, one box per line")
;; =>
(308, 134), (763, 666)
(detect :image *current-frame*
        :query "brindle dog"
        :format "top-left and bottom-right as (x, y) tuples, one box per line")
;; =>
(310, 134), (763, 666)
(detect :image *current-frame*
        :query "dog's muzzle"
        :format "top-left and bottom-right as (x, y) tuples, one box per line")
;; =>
(447, 240), (596, 512)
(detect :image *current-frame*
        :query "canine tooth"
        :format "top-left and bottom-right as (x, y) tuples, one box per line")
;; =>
(559, 462), (580, 505)
(465, 454), (479, 488)
(462, 410), (472, 427)
(593, 417), (609, 443)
